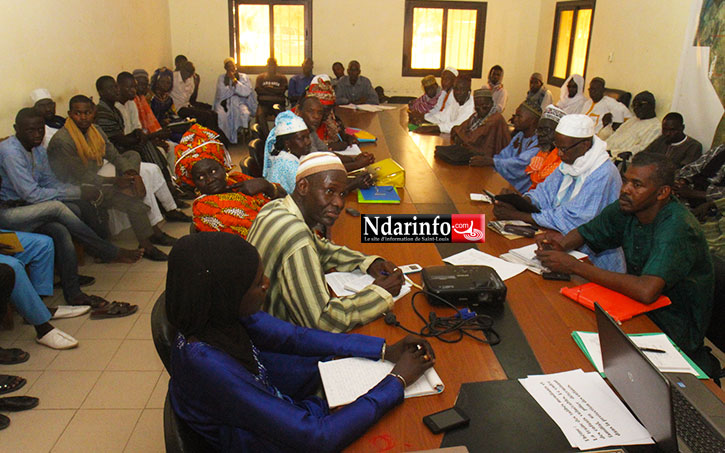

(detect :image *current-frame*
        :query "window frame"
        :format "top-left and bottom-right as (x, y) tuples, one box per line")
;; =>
(228, 0), (312, 74)
(546, 0), (595, 87)
(402, 0), (487, 78)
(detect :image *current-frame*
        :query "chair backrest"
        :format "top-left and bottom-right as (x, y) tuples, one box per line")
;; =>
(604, 88), (632, 108)
(151, 293), (218, 453)
(248, 138), (265, 170)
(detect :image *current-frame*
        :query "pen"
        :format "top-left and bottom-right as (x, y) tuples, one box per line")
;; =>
(640, 347), (666, 354)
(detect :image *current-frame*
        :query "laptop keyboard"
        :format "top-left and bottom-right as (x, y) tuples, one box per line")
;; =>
(671, 387), (725, 453)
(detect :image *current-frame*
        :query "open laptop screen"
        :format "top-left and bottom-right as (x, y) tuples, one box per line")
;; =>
(595, 302), (678, 453)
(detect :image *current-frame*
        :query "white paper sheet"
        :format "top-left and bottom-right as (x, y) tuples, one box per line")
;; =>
(442, 248), (527, 281)
(325, 270), (412, 302)
(505, 243), (587, 273)
(575, 331), (699, 375)
(318, 357), (443, 408)
(520, 369), (653, 449)
(335, 144), (363, 156)
(469, 193), (493, 203)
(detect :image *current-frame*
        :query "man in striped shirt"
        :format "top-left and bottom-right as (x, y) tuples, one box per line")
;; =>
(247, 152), (404, 332)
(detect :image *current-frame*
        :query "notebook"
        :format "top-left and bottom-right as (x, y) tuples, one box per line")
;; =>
(318, 357), (443, 408)
(357, 186), (401, 203)
(560, 282), (671, 322)
(344, 127), (377, 142)
(0, 232), (24, 253)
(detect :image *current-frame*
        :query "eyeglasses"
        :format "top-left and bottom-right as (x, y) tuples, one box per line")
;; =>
(555, 139), (588, 153)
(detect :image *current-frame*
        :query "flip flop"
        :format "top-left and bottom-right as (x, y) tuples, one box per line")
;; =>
(0, 414), (8, 430)
(0, 396), (39, 412)
(0, 375), (26, 395)
(69, 294), (109, 309)
(0, 347), (29, 365)
(90, 302), (139, 320)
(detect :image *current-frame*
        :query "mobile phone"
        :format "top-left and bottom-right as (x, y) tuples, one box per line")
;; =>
(542, 271), (571, 281)
(399, 264), (422, 274)
(423, 407), (470, 434)
(503, 224), (536, 238)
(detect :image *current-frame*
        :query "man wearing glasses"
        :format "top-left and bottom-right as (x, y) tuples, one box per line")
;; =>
(493, 114), (625, 271)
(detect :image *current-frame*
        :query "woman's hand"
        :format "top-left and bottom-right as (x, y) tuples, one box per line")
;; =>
(390, 340), (435, 387)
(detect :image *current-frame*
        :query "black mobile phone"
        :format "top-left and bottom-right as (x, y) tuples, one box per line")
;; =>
(423, 407), (470, 434)
(542, 271), (571, 281)
(503, 224), (536, 238)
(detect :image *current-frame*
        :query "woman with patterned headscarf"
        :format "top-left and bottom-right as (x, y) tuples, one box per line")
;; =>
(175, 124), (284, 238)
(262, 111), (312, 194)
(302, 75), (358, 151)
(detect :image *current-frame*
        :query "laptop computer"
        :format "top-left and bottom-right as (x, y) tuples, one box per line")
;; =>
(595, 302), (725, 453)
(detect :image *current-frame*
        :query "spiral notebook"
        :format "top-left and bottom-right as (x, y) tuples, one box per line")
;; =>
(318, 357), (444, 408)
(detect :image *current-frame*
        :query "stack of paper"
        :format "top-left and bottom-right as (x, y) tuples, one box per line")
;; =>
(318, 357), (444, 408)
(443, 248), (526, 281)
(325, 270), (412, 302)
(469, 192), (493, 203)
(520, 369), (653, 449)
(571, 331), (706, 378)
(502, 243), (587, 274)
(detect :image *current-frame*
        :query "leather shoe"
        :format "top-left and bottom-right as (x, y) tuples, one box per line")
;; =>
(143, 246), (168, 261)
(0, 396), (39, 412)
(51, 305), (91, 319)
(150, 232), (178, 246)
(35, 328), (78, 350)
(164, 210), (191, 222)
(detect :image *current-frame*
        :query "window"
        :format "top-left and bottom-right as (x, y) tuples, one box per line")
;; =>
(228, 0), (312, 73)
(547, 0), (595, 87)
(402, 1), (487, 78)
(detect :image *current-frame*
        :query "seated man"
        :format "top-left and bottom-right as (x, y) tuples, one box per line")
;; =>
(48, 95), (176, 261)
(247, 152), (404, 332)
(410, 67), (457, 126)
(535, 152), (718, 376)
(422, 76), (474, 134)
(556, 74), (586, 114)
(524, 105), (566, 190)
(30, 88), (65, 149)
(288, 58), (314, 105)
(171, 61), (230, 146)
(642, 112), (702, 168)
(433, 88), (510, 165)
(334, 60), (379, 105)
(580, 77), (631, 133)
(486, 65), (508, 114)
(525, 72), (553, 111)
(674, 143), (725, 208)
(408, 75), (441, 115)
(494, 114), (625, 271)
(607, 91), (661, 160)
(331, 61), (345, 87)
(0, 231), (86, 349)
(303, 75), (360, 151)
(213, 58), (257, 145)
(255, 57), (288, 138)
(471, 101), (541, 193)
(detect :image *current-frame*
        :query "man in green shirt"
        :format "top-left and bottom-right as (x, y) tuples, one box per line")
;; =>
(247, 152), (404, 333)
(536, 152), (718, 376)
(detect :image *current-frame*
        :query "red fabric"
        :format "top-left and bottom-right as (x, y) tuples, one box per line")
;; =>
(134, 96), (162, 133)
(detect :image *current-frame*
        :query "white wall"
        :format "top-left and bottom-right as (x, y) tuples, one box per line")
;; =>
(534, 0), (694, 118)
(0, 0), (172, 136)
(169, 0), (543, 118)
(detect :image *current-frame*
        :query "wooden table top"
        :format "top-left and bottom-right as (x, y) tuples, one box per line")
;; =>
(327, 106), (722, 452)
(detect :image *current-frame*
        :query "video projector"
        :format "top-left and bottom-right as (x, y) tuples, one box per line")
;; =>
(421, 265), (507, 309)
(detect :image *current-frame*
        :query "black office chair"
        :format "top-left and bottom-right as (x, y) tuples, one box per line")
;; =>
(247, 138), (265, 173)
(707, 255), (725, 353)
(150, 293), (217, 453)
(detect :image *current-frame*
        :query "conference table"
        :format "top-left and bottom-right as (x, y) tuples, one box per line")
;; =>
(326, 105), (724, 452)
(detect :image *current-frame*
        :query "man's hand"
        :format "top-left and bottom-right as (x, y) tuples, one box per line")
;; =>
(408, 111), (425, 125)
(354, 152), (375, 167)
(602, 113), (613, 127)
(492, 200), (521, 220)
(535, 249), (579, 273)
(228, 178), (274, 197)
(369, 259), (404, 296)
(692, 201), (715, 221)
(386, 335), (435, 363)
(469, 155), (494, 167)
(80, 185), (101, 202)
(535, 231), (565, 251)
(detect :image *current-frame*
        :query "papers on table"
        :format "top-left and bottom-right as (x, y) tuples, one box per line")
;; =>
(318, 357), (444, 408)
(520, 369), (653, 450)
(325, 270), (412, 302)
(443, 248), (526, 281)
(338, 104), (397, 112)
(502, 243), (587, 274)
(571, 331), (706, 378)
(469, 192), (493, 203)
(335, 144), (362, 156)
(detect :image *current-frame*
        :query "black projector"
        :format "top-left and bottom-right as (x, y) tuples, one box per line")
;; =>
(421, 265), (507, 309)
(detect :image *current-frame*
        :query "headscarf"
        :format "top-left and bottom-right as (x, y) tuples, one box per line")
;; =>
(262, 111), (308, 177)
(64, 118), (106, 166)
(165, 232), (260, 373)
(174, 124), (231, 186)
(307, 75), (335, 106)
(150, 67), (174, 93)
(557, 74), (586, 114)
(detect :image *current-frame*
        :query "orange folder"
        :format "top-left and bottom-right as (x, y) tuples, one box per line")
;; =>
(560, 282), (671, 323)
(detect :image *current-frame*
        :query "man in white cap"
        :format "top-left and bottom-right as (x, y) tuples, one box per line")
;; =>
(30, 88), (65, 148)
(248, 152), (404, 333)
(493, 114), (625, 271)
(535, 151), (719, 377)
(486, 65), (508, 114)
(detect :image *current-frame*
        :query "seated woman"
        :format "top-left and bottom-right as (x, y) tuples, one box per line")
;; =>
(175, 125), (283, 238)
(166, 232), (435, 452)
(149, 68), (186, 143)
(213, 58), (257, 145)
(262, 111), (312, 194)
(305, 75), (359, 151)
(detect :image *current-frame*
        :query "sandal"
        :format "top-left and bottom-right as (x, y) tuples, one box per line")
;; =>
(90, 302), (139, 320)
(0, 347), (29, 365)
(69, 293), (109, 309)
(0, 396), (39, 412)
(0, 375), (26, 395)
(0, 414), (8, 430)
